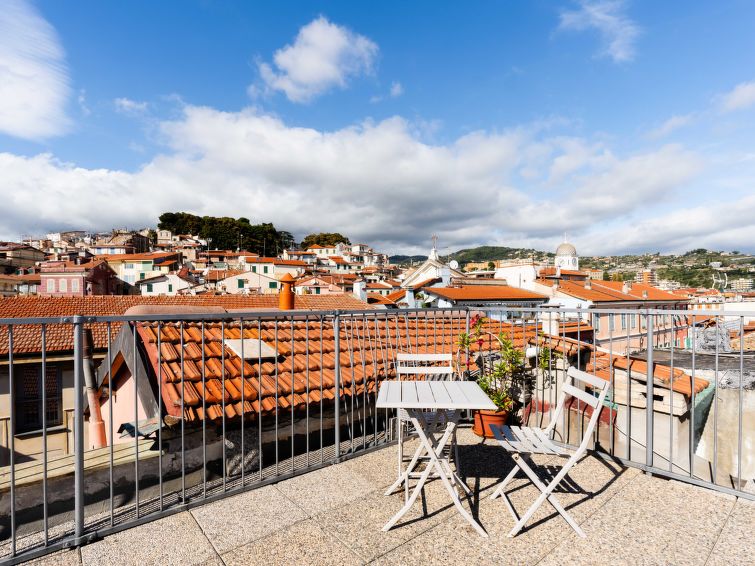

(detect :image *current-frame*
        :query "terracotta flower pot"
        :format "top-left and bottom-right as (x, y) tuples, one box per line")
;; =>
(472, 408), (510, 438)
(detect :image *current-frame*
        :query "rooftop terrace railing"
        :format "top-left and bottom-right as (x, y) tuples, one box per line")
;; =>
(0, 305), (753, 563)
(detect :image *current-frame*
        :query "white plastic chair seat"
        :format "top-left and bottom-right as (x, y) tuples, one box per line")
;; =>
(492, 425), (570, 456)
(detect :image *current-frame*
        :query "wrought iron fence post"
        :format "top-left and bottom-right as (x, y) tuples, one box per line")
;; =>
(334, 311), (341, 459)
(645, 310), (654, 473)
(73, 315), (85, 540)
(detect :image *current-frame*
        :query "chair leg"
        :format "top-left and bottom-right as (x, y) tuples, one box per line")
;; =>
(507, 455), (585, 538)
(490, 462), (520, 500)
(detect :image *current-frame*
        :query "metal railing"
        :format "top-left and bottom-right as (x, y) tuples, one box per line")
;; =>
(0, 305), (753, 563)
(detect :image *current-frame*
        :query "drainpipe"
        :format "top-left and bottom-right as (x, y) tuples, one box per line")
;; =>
(84, 328), (107, 448)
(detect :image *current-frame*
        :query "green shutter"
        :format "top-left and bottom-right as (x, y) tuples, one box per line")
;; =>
(147, 283), (153, 292)
(237, 279), (244, 289)
(168, 284), (173, 292)
(268, 282), (277, 289)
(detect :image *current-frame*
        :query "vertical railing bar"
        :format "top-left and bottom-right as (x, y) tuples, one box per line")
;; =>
(347, 317), (356, 454)
(738, 316), (744, 491)
(257, 319), (263, 479)
(360, 315), (368, 449)
(41, 324), (49, 545)
(646, 311), (654, 472)
(561, 311), (567, 444)
(156, 322), (163, 510)
(689, 313), (696, 479)
(305, 315), (310, 467)
(290, 318), (296, 473)
(8, 325), (16, 557)
(669, 314), (675, 473)
(626, 319), (631, 461)
(577, 311), (582, 443)
(334, 313), (341, 460)
(201, 321), (207, 498)
(133, 322), (140, 518)
(713, 314), (718, 485)
(107, 322), (114, 526)
(319, 316), (324, 464)
(221, 320), (226, 490)
(179, 321), (185, 502)
(608, 313), (615, 456)
(73, 317), (84, 543)
(365, 314), (377, 446)
(240, 317), (245, 487)
(432, 310), (437, 354)
(274, 320), (280, 474)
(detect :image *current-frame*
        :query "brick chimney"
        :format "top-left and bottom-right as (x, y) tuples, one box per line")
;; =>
(278, 273), (296, 310)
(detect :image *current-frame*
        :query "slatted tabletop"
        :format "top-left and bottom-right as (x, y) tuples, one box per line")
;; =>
(376, 380), (497, 411)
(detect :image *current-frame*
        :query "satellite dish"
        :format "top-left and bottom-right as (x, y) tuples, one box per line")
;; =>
(449, 260), (459, 270)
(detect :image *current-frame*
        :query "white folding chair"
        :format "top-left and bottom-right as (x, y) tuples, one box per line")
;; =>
(490, 366), (611, 537)
(385, 352), (463, 498)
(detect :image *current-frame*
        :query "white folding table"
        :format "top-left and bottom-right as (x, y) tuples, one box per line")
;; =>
(376, 380), (497, 537)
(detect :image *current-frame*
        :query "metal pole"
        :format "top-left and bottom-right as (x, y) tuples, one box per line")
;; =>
(73, 315), (85, 541)
(645, 310), (654, 472)
(334, 312), (341, 459)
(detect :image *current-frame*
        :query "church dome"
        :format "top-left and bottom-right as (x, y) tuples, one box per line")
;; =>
(555, 242), (577, 257)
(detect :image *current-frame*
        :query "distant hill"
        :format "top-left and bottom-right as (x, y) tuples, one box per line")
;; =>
(446, 246), (552, 264)
(390, 245), (551, 266)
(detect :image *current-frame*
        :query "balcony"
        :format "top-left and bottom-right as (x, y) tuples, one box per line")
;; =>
(0, 305), (753, 564)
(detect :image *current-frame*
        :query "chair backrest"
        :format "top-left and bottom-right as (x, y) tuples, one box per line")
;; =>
(395, 352), (454, 382)
(545, 366), (611, 452)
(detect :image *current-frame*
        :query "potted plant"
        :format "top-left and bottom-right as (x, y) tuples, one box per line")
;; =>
(456, 315), (523, 438)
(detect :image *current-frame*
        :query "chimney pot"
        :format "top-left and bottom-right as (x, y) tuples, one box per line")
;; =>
(278, 273), (295, 310)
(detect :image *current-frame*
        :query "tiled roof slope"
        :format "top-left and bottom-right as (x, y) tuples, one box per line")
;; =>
(0, 295), (371, 356)
(131, 315), (703, 424)
(425, 285), (548, 301)
(135, 316), (536, 422)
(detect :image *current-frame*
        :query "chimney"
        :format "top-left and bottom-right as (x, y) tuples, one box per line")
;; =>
(440, 265), (451, 286)
(353, 279), (367, 301)
(642, 290), (649, 299)
(84, 329), (107, 449)
(584, 279), (592, 290)
(622, 281), (631, 294)
(278, 273), (296, 310)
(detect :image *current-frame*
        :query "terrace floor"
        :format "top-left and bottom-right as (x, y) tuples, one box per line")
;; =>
(25, 427), (755, 566)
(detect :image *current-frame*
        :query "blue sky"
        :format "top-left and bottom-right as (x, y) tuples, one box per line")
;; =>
(1, 0), (755, 255)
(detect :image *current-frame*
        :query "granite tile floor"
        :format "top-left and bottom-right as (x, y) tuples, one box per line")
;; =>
(24, 428), (755, 566)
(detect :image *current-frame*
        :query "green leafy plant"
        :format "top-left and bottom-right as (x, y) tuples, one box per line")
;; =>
(455, 315), (522, 413)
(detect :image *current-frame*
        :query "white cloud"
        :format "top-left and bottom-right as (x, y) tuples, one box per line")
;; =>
(0, 0), (70, 140)
(114, 97), (149, 115)
(256, 16), (378, 103)
(559, 0), (640, 63)
(718, 80), (755, 113)
(0, 105), (714, 255)
(648, 114), (693, 139)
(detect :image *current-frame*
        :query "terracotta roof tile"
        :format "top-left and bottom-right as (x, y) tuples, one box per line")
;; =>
(425, 285), (548, 302)
(0, 295), (371, 356)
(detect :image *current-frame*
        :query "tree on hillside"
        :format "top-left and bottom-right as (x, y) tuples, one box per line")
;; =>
(157, 212), (294, 255)
(301, 232), (351, 249)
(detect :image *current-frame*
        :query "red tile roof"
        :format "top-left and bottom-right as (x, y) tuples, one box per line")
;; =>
(0, 295), (371, 356)
(205, 269), (244, 282)
(245, 257), (308, 267)
(425, 285), (548, 302)
(407, 277), (440, 291)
